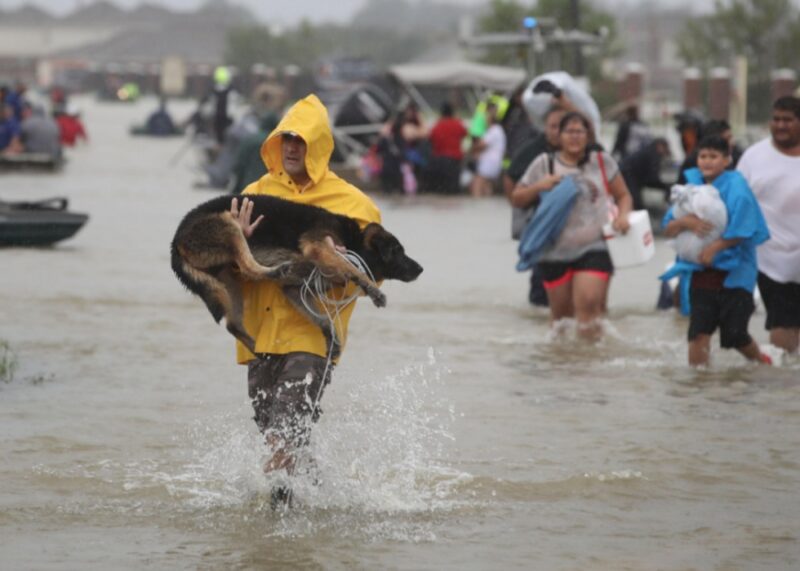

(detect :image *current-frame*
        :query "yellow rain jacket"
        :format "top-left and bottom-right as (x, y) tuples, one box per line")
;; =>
(238, 94), (381, 364)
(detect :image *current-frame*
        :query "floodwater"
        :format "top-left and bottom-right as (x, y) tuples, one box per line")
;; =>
(1, 97), (799, 571)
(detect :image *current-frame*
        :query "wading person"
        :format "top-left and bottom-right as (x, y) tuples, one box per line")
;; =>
(511, 111), (633, 340)
(231, 95), (381, 504)
(505, 106), (566, 307)
(737, 96), (800, 355)
(662, 135), (771, 367)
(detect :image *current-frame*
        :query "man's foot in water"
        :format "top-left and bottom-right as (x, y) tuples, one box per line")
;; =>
(270, 484), (293, 510)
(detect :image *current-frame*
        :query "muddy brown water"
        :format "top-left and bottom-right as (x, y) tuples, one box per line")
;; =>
(1, 97), (799, 570)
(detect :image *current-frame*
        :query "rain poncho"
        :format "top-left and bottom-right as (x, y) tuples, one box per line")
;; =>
(660, 168), (769, 315)
(238, 94), (381, 363)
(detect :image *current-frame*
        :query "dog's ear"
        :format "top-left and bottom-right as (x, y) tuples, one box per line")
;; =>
(363, 223), (392, 259)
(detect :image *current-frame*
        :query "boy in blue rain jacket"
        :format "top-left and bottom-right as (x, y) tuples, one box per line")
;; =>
(661, 135), (771, 367)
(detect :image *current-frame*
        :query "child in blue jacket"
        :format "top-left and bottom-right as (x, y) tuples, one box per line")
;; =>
(662, 135), (771, 367)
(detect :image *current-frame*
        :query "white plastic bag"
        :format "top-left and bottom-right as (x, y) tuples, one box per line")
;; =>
(522, 71), (602, 132)
(669, 184), (728, 263)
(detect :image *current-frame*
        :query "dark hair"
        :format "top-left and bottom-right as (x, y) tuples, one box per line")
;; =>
(544, 106), (565, 121)
(697, 134), (730, 156)
(651, 137), (670, 154)
(773, 95), (800, 119)
(701, 119), (731, 137)
(440, 101), (454, 117)
(558, 111), (591, 133)
(402, 103), (421, 126)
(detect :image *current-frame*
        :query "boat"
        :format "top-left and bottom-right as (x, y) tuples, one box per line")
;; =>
(129, 124), (186, 137)
(0, 197), (88, 247)
(0, 153), (64, 172)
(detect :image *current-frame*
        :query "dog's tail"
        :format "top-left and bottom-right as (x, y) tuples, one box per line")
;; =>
(171, 240), (226, 323)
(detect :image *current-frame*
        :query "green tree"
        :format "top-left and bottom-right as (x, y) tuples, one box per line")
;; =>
(478, 0), (531, 33)
(677, 0), (800, 80)
(677, 0), (800, 118)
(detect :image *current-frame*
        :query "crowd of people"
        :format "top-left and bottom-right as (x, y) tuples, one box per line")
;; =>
(373, 92), (532, 197)
(0, 81), (88, 159)
(4, 73), (795, 505)
(211, 90), (800, 509)
(510, 92), (799, 368)
(365, 80), (798, 369)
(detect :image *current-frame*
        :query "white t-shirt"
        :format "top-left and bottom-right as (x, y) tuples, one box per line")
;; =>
(476, 124), (506, 179)
(520, 150), (620, 261)
(737, 138), (800, 283)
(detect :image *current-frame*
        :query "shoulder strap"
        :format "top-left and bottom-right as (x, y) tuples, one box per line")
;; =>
(547, 152), (554, 176)
(596, 150), (611, 196)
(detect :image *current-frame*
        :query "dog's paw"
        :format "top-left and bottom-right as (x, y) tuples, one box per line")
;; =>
(368, 288), (387, 308)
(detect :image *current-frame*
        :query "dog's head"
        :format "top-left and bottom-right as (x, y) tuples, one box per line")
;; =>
(363, 223), (423, 282)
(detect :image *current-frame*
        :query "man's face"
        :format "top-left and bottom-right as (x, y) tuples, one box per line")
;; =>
(770, 109), (800, 149)
(544, 110), (565, 146)
(697, 148), (730, 181)
(281, 133), (308, 178)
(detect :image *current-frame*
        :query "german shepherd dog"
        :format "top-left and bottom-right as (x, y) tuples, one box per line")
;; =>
(171, 194), (423, 358)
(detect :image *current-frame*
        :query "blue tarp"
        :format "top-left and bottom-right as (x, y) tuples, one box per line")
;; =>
(516, 175), (579, 272)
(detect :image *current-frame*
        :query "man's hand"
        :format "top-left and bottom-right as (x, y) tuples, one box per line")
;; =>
(698, 242), (720, 266)
(681, 214), (715, 237)
(324, 235), (347, 254)
(230, 197), (263, 238)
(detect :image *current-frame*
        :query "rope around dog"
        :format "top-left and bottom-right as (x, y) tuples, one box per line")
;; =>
(300, 249), (377, 408)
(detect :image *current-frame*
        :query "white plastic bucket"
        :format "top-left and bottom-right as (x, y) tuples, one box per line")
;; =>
(603, 210), (655, 268)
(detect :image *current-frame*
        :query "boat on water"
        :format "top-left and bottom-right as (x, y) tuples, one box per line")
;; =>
(0, 153), (64, 172)
(0, 197), (88, 247)
(129, 124), (186, 137)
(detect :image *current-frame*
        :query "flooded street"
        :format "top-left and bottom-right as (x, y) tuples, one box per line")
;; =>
(2, 97), (800, 570)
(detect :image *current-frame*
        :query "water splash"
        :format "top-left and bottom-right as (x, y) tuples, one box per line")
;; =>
(158, 350), (468, 539)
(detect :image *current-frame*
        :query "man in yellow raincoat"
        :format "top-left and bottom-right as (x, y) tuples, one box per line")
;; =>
(231, 94), (381, 479)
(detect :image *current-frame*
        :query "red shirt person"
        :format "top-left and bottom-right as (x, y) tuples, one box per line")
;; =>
(55, 108), (88, 146)
(429, 102), (467, 160)
(424, 102), (467, 193)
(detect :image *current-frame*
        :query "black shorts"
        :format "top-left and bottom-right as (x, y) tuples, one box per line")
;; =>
(247, 352), (332, 447)
(758, 272), (800, 330)
(538, 250), (613, 289)
(688, 284), (754, 349)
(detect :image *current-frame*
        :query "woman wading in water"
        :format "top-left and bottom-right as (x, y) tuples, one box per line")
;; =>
(511, 112), (633, 339)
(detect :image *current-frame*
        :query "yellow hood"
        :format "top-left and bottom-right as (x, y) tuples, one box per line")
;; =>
(261, 94), (334, 186)
(238, 94), (382, 365)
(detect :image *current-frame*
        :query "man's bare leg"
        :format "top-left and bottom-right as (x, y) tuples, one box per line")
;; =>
(263, 435), (296, 475)
(770, 327), (799, 354)
(736, 340), (772, 365)
(689, 334), (711, 367)
(264, 435), (297, 509)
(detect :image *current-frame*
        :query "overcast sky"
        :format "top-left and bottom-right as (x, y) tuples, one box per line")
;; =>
(0, 0), (739, 26)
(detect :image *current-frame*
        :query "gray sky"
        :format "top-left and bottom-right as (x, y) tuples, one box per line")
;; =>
(0, 0), (721, 26)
